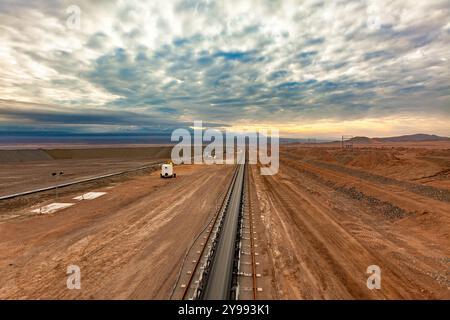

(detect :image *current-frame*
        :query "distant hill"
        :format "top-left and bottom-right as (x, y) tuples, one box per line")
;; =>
(348, 136), (375, 144)
(373, 134), (450, 142)
(346, 134), (450, 144)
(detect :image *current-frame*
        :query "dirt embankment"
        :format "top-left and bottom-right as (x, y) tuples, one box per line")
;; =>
(0, 146), (173, 163)
(45, 147), (172, 160)
(0, 149), (54, 162)
(281, 145), (450, 184)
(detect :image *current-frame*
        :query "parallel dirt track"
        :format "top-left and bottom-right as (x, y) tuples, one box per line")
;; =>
(252, 151), (450, 299)
(0, 164), (233, 299)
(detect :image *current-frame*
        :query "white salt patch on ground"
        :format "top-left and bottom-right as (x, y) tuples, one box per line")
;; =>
(73, 192), (107, 200)
(31, 203), (74, 214)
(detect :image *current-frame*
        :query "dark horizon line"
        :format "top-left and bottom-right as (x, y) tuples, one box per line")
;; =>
(0, 132), (448, 144)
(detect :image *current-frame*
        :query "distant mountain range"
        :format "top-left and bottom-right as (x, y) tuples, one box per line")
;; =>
(348, 134), (450, 143)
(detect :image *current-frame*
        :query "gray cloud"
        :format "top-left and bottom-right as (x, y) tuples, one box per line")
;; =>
(0, 0), (449, 137)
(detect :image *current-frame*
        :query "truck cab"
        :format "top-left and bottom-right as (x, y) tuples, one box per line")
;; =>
(160, 163), (176, 178)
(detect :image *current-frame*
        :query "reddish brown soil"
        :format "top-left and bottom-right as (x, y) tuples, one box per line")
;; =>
(0, 143), (448, 300)
(0, 164), (233, 299)
(251, 145), (450, 299)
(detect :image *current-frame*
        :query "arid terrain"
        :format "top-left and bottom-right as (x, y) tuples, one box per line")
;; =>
(252, 142), (450, 299)
(0, 142), (449, 299)
(0, 163), (233, 299)
(0, 147), (172, 197)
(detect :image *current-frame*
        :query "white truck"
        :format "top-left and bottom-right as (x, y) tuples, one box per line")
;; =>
(160, 163), (176, 178)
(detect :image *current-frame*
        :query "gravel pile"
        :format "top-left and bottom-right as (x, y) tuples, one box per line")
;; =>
(292, 163), (408, 220)
(308, 160), (450, 203)
(336, 186), (407, 219)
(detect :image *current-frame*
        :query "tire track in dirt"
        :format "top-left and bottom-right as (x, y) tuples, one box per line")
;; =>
(308, 159), (450, 202)
(281, 165), (449, 298)
(262, 173), (386, 299)
(0, 164), (234, 299)
(251, 159), (450, 299)
(283, 156), (450, 218)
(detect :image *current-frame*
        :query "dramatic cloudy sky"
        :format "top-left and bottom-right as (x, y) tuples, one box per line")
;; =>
(0, 0), (449, 139)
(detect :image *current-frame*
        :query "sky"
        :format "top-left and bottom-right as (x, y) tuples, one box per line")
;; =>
(0, 0), (449, 140)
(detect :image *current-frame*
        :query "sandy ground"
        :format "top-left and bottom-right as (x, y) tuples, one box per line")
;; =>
(0, 159), (162, 197)
(0, 146), (173, 197)
(0, 164), (233, 299)
(0, 143), (448, 300)
(252, 145), (450, 299)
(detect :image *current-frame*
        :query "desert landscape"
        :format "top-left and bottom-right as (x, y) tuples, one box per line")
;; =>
(0, 137), (449, 299)
(2, 0), (450, 309)
(0, 146), (172, 197)
(253, 140), (450, 299)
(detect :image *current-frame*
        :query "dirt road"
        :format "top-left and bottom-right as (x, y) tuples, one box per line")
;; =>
(0, 164), (233, 299)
